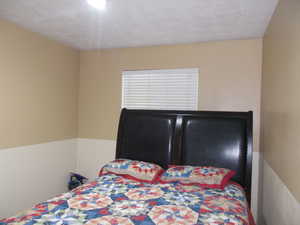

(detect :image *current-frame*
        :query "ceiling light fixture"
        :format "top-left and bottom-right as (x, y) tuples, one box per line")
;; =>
(87, 0), (107, 10)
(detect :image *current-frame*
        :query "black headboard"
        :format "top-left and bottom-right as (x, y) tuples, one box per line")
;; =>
(116, 109), (253, 203)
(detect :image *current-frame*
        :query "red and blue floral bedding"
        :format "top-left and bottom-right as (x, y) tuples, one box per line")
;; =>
(0, 174), (253, 225)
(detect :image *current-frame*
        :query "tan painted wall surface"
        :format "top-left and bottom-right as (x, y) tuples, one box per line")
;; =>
(0, 20), (79, 149)
(262, 0), (300, 202)
(79, 39), (262, 152)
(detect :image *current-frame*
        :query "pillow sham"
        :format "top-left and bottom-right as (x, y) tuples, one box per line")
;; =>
(99, 159), (164, 183)
(159, 165), (235, 189)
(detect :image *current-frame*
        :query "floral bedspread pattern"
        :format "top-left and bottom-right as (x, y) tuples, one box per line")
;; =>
(0, 174), (251, 225)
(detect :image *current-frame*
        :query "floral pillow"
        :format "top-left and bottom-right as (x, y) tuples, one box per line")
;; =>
(159, 165), (235, 189)
(99, 159), (164, 183)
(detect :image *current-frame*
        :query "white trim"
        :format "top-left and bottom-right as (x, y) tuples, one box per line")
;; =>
(251, 151), (262, 223)
(76, 138), (116, 179)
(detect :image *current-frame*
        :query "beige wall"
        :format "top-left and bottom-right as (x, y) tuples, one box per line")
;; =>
(0, 20), (79, 149)
(0, 19), (262, 152)
(262, 0), (300, 202)
(79, 39), (262, 152)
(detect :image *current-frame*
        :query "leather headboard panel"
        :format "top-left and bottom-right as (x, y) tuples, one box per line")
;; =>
(116, 110), (177, 169)
(181, 116), (248, 187)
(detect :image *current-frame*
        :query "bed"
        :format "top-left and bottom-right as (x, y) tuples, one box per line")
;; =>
(0, 109), (254, 225)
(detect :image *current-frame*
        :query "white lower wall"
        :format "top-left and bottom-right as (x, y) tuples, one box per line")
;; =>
(252, 151), (263, 224)
(0, 138), (265, 222)
(76, 139), (116, 179)
(76, 138), (262, 223)
(263, 160), (300, 225)
(0, 139), (77, 218)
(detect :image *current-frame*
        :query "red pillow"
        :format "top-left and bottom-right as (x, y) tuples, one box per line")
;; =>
(159, 165), (235, 189)
(99, 159), (164, 183)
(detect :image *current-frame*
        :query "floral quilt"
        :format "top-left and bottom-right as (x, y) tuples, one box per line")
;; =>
(0, 174), (252, 225)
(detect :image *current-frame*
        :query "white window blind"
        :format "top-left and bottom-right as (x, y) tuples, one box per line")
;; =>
(122, 68), (199, 110)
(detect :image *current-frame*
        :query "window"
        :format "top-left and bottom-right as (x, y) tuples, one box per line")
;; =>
(122, 68), (199, 110)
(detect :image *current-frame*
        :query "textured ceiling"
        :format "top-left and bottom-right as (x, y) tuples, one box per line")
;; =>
(0, 0), (278, 50)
